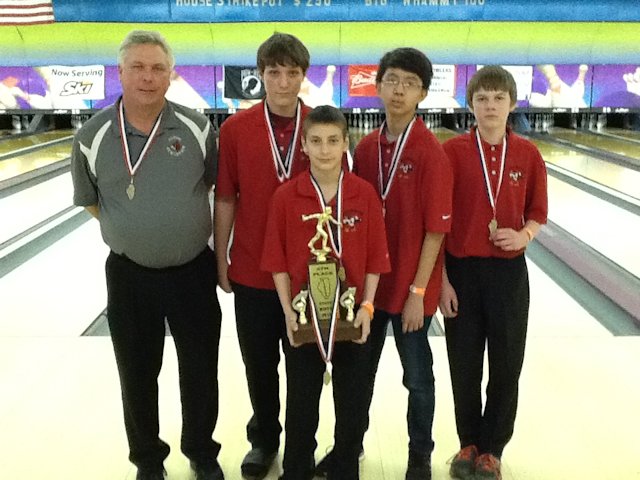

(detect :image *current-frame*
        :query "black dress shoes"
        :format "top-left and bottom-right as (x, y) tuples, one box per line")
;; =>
(241, 447), (278, 480)
(190, 460), (225, 480)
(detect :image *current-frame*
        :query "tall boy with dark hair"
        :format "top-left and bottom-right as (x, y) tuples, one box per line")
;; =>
(440, 66), (547, 480)
(262, 105), (390, 479)
(348, 48), (453, 480)
(214, 32), (311, 480)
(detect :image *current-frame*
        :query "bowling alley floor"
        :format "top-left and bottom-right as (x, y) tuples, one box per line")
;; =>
(0, 221), (639, 479)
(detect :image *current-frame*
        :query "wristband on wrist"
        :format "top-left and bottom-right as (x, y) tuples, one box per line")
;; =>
(524, 227), (534, 242)
(360, 301), (374, 320)
(409, 284), (426, 297)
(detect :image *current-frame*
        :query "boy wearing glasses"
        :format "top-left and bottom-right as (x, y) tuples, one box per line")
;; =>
(333, 48), (452, 480)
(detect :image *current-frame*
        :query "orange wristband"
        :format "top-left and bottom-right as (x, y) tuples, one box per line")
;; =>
(409, 284), (426, 297)
(524, 227), (534, 242)
(360, 301), (374, 320)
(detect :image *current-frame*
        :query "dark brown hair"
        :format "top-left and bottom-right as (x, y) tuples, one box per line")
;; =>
(466, 65), (517, 107)
(257, 32), (310, 74)
(303, 105), (348, 138)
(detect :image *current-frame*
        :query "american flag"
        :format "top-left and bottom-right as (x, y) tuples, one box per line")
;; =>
(0, 1), (54, 26)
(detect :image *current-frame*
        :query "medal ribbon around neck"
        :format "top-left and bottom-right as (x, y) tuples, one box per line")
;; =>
(377, 117), (416, 211)
(117, 100), (163, 198)
(264, 100), (302, 183)
(309, 170), (344, 260)
(474, 127), (507, 222)
(309, 286), (340, 384)
(307, 171), (344, 382)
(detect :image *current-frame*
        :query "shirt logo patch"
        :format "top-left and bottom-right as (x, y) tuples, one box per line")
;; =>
(509, 169), (523, 186)
(343, 211), (362, 232)
(167, 136), (185, 157)
(398, 161), (414, 179)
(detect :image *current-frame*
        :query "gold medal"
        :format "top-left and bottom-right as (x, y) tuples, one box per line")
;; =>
(126, 182), (135, 200)
(338, 266), (346, 282)
(323, 369), (331, 385)
(488, 218), (498, 235)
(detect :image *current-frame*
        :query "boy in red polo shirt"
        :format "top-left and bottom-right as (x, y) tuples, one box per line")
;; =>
(347, 48), (453, 480)
(262, 105), (390, 480)
(440, 66), (548, 480)
(214, 33), (312, 480)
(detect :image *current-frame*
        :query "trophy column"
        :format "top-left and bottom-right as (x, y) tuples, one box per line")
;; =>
(292, 206), (361, 345)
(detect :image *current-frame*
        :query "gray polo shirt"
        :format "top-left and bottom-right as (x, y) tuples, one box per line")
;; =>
(71, 100), (217, 268)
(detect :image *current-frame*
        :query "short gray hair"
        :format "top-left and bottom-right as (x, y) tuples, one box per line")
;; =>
(118, 30), (175, 69)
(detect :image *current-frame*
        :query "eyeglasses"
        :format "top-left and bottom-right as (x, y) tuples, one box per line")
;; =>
(381, 78), (423, 91)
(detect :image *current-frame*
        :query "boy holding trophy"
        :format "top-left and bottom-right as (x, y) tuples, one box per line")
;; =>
(261, 105), (390, 480)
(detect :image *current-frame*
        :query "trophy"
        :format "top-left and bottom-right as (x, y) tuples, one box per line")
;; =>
(292, 206), (362, 345)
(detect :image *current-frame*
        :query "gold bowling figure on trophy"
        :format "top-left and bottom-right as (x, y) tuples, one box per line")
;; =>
(302, 206), (340, 262)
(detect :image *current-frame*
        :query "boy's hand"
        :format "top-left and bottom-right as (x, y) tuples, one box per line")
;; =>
(490, 227), (529, 252)
(402, 294), (425, 333)
(352, 308), (371, 344)
(439, 279), (458, 318)
(217, 261), (233, 293)
(284, 309), (301, 347)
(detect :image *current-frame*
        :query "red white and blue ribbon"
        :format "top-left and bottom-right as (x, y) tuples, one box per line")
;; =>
(474, 127), (507, 221)
(264, 100), (302, 183)
(309, 171), (344, 259)
(377, 116), (416, 214)
(117, 99), (163, 196)
(307, 170), (345, 381)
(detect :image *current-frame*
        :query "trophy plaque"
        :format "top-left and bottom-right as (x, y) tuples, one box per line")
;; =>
(292, 206), (362, 345)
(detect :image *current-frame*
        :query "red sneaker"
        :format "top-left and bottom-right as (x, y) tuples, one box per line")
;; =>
(449, 445), (478, 479)
(474, 453), (502, 480)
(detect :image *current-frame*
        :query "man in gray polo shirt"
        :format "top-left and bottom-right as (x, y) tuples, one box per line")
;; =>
(71, 30), (223, 480)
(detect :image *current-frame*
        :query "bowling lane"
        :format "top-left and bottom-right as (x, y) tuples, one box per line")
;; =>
(0, 173), (73, 245)
(0, 141), (71, 183)
(549, 127), (640, 160)
(431, 126), (459, 143)
(547, 175), (640, 278)
(526, 256), (610, 338)
(602, 128), (640, 141)
(0, 219), (108, 337)
(531, 138), (640, 200)
(0, 129), (73, 155)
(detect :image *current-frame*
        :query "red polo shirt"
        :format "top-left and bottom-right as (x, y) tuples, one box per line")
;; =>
(354, 117), (452, 315)
(442, 127), (548, 259)
(261, 170), (391, 303)
(217, 100), (311, 289)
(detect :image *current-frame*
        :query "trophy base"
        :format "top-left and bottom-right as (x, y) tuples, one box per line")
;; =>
(293, 321), (362, 345)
